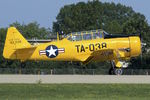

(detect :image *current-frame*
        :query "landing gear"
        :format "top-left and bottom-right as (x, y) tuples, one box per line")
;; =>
(114, 68), (123, 75)
(109, 61), (123, 75)
(109, 67), (123, 75)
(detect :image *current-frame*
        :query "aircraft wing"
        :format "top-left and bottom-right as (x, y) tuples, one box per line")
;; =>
(83, 49), (120, 64)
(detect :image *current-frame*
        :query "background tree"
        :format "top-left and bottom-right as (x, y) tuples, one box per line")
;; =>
(10, 22), (51, 39)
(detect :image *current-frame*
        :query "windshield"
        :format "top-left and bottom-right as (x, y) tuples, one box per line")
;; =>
(67, 29), (106, 41)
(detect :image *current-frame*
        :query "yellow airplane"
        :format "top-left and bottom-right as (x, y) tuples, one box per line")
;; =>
(3, 27), (142, 75)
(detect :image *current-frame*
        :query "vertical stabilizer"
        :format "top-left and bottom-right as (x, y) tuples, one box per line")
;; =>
(3, 27), (31, 59)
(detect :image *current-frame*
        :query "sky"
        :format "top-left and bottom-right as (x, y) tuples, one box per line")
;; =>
(0, 0), (150, 29)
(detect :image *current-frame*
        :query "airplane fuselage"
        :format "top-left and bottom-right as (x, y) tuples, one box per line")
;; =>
(17, 36), (141, 63)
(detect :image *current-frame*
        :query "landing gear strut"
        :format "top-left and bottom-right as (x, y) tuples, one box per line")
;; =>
(109, 61), (123, 75)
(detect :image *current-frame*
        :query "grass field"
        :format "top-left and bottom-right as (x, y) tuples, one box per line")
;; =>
(0, 84), (150, 100)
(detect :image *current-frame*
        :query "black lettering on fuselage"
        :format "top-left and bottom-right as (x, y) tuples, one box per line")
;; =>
(95, 43), (101, 49)
(102, 43), (107, 48)
(75, 43), (107, 53)
(80, 45), (85, 52)
(75, 45), (80, 53)
(89, 44), (94, 51)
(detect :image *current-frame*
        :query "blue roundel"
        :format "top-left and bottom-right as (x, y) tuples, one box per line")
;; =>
(45, 45), (58, 58)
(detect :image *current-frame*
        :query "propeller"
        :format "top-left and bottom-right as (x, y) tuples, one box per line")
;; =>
(139, 33), (146, 65)
(139, 33), (146, 52)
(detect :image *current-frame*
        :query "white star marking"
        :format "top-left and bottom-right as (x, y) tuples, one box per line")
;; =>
(46, 46), (57, 57)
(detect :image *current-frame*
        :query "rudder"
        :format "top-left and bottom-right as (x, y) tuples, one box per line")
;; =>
(3, 27), (31, 59)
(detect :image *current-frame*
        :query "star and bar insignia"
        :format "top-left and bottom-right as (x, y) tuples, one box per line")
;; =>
(39, 45), (65, 58)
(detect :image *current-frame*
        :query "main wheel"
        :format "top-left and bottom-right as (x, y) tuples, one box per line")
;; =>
(114, 68), (123, 75)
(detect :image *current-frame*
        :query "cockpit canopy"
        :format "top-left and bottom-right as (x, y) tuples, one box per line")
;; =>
(66, 29), (109, 41)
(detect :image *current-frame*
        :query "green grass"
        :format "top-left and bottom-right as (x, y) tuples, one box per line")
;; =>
(0, 84), (150, 100)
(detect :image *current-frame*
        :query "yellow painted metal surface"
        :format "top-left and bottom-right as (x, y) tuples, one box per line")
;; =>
(3, 27), (141, 67)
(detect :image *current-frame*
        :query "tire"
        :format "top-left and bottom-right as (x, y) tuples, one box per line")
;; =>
(114, 68), (123, 75)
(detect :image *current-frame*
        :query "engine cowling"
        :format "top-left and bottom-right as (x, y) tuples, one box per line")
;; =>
(129, 37), (141, 57)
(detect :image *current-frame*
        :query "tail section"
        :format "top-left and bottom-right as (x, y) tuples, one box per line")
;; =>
(3, 27), (31, 59)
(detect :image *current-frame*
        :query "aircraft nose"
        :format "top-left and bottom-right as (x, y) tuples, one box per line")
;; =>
(129, 37), (141, 57)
